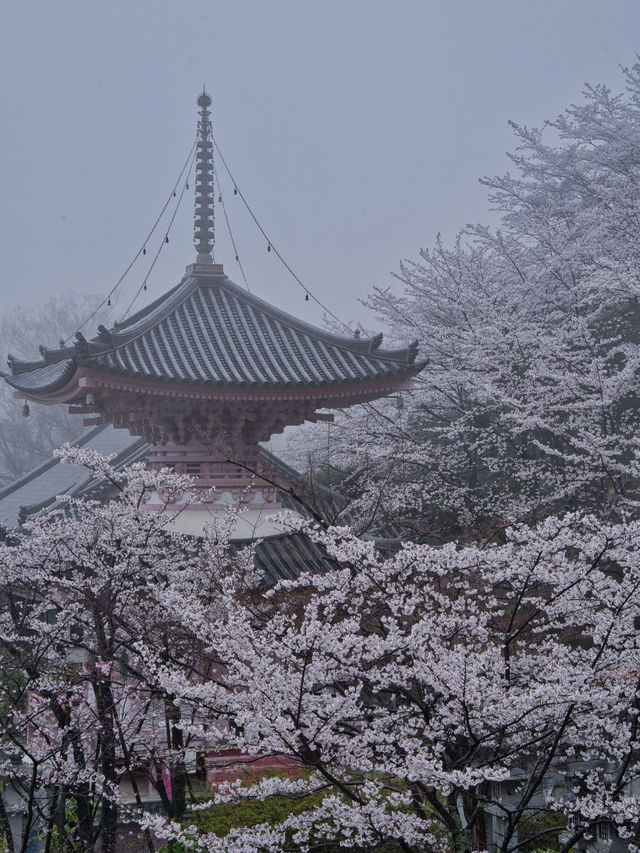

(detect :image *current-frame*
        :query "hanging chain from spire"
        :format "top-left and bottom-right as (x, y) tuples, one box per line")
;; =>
(210, 134), (352, 332)
(194, 90), (215, 263)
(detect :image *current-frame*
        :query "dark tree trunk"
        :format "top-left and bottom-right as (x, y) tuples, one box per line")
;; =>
(94, 681), (118, 853)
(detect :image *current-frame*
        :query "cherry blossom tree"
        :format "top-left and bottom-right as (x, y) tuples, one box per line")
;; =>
(139, 509), (640, 853)
(4, 451), (640, 851)
(299, 61), (640, 541)
(0, 448), (223, 853)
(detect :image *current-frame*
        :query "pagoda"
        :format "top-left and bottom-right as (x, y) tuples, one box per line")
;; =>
(5, 92), (423, 537)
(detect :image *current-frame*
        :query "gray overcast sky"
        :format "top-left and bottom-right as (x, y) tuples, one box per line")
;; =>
(1, 0), (639, 342)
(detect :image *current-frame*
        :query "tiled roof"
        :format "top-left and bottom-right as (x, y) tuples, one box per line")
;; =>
(6, 268), (421, 396)
(0, 425), (147, 530)
(233, 533), (335, 584)
(5, 359), (76, 394)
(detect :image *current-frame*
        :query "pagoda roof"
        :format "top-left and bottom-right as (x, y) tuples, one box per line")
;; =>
(5, 266), (421, 399)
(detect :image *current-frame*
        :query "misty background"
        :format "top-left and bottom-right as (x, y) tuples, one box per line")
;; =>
(2, 1), (640, 330)
(1, 0), (639, 477)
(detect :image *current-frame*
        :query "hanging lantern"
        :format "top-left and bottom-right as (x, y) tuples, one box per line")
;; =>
(165, 235), (169, 243)
(267, 244), (271, 252)
(143, 246), (147, 255)
(107, 297), (111, 307)
(233, 186), (238, 195)
(305, 293), (309, 302)
(22, 401), (30, 417)
(218, 194), (222, 203)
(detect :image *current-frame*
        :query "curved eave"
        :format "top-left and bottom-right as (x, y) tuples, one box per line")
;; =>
(5, 271), (424, 395)
(12, 362), (422, 408)
(5, 359), (79, 399)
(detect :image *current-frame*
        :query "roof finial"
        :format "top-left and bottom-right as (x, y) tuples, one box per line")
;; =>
(194, 89), (215, 264)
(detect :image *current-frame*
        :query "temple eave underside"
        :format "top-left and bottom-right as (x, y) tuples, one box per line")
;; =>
(12, 369), (415, 443)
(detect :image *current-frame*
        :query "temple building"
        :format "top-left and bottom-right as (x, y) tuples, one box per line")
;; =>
(0, 91), (423, 567)
(0, 94), (425, 838)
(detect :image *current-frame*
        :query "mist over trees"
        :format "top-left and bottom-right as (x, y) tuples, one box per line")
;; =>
(298, 62), (640, 542)
(0, 295), (106, 486)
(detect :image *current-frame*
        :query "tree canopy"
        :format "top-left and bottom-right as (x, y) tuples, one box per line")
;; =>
(4, 449), (640, 852)
(299, 62), (640, 541)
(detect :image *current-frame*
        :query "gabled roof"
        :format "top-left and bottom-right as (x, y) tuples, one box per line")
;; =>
(6, 266), (421, 398)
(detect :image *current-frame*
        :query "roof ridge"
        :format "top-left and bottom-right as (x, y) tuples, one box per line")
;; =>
(110, 278), (188, 334)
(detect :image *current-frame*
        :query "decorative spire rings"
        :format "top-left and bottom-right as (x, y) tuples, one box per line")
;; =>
(194, 90), (215, 264)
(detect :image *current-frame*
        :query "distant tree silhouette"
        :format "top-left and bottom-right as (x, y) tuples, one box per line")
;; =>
(0, 294), (108, 486)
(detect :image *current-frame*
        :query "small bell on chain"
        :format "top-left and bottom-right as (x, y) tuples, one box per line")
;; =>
(22, 401), (30, 417)
(165, 235), (169, 243)
(267, 244), (271, 253)
(142, 246), (146, 255)
(305, 293), (309, 302)
(233, 186), (238, 195)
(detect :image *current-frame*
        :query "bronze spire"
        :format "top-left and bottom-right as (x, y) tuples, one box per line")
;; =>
(194, 90), (215, 264)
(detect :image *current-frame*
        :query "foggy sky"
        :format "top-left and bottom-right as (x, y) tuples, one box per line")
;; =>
(1, 0), (639, 343)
